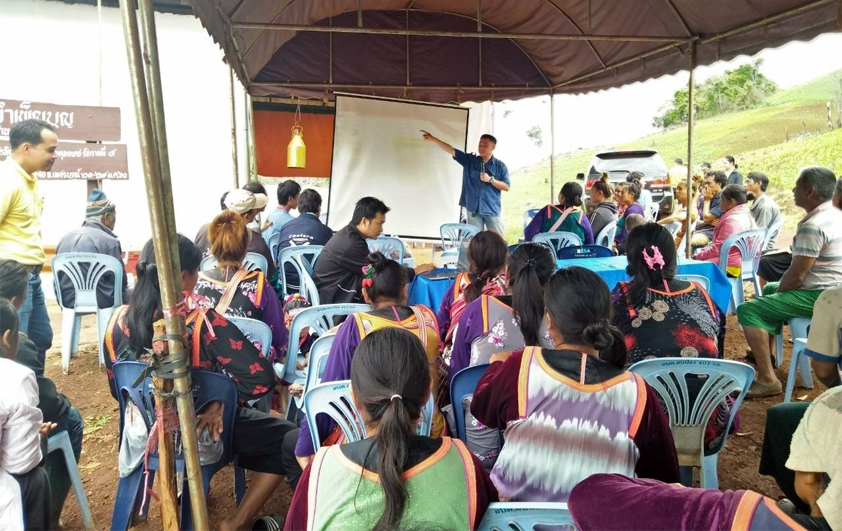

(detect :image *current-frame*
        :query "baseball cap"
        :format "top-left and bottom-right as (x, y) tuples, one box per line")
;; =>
(224, 189), (268, 215)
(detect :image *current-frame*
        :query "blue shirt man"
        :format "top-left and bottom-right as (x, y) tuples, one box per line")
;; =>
(422, 131), (510, 236)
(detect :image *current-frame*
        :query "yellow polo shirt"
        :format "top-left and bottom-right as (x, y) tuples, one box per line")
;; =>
(0, 158), (46, 265)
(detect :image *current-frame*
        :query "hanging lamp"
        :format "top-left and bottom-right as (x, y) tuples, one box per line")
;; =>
(287, 97), (306, 168)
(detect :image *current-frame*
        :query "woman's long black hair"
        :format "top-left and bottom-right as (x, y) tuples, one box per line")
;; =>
(125, 235), (202, 351)
(559, 181), (584, 208)
(351, 327), (431, 531)
(508, 243), (555, 346)
(624, 223), (678, 306)
(364, 252), (408, 303)
(463, 231), (508, 304)
(545, 267), (627, 368)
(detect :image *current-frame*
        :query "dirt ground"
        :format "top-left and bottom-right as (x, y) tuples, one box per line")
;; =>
(48, 296), (826, 530)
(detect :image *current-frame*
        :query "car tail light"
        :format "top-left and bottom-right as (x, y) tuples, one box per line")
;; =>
(651, 177), (670, 186)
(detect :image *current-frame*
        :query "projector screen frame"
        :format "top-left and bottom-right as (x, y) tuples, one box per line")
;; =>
(326, 92), (470, 241)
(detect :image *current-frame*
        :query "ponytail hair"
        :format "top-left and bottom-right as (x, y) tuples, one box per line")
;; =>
(624, 223), (678, 306)
(545, 267), (627, 368)
(624, 172), (643, 200)
(350, 327), (431, 531)
(559, 181), (584, 207)
(126, 235), (202, 351)
(364, 252), (408, 303)
(464, 231), (508, 304)
(209, 210), (249, 265)
(507, 243), (555, 346)
(591, 173), (613, 198)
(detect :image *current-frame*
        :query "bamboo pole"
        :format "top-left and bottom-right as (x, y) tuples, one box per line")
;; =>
(229, 66), (240, 188)
(685, 41), (696, 259)
(152, 321), (179, 530)
(119, 1), (210, 529)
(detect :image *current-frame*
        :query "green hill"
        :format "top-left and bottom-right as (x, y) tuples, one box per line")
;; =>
(504, 69), (842, 242)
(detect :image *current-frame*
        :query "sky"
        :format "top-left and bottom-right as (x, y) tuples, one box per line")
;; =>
(489, 33), (842, 170)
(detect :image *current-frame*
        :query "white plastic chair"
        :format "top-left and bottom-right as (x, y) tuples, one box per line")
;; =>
(278, 245), (323, 301)
(51, 252), (124, 373)
(296, 333), (337, 412)
(716, 228), (766, 314)
(48, 431), (95, 531)
(533, 231), (583, 259)
(367, 236), (414, 267)
(303, 380), (367, 452)
(594, 221), (617, 248)
(479, 502), (574, 531)
(440, 223), (479, 252)
(674, 274), (711, 292)
(645, 201), (660, 221)
(763, 217), (784, 251)
(200, 252), (269, 273)
(629, 358), (755, 489)
(677, 220), (697, 256)
(775, 318), (813, 401)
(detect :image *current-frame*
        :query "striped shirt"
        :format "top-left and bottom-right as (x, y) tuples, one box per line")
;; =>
(792, 201), (842, 290)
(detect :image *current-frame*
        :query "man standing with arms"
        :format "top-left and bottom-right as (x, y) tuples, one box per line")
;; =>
(421, 131), (510, 236)
(1, 119), (57, 364)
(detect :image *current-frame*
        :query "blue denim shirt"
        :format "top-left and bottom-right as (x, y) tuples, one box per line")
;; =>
(454, 149), (509, 216)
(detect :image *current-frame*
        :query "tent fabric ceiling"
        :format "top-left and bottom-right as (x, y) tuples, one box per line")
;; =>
(188, 0), (840, 102)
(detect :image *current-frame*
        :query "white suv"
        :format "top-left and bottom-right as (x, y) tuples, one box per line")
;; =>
(578, 150), (674, 216)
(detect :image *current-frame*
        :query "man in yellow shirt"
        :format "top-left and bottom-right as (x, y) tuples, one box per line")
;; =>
(1, 119), (58, 364)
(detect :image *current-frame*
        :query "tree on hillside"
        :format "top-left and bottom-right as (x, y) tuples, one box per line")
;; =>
(653, 60), (778, 129)
(526, 125), (543, 148)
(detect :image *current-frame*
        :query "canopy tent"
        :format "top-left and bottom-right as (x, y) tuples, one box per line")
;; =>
(187, 0), (840, 102)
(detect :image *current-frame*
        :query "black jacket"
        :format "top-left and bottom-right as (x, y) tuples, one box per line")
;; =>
(278, 213), (334, 288)
(16, 334), (72, 423)
(588, 201), (619, 241)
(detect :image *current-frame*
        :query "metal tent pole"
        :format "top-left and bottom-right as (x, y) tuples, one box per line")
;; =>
(685, 41), (696, 259)
(550, 91), (556, 202)
(229, 66), (240, 188)
(119, 1), (210, 528)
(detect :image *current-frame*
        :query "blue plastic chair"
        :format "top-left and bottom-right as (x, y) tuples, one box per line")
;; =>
(277, 304), (370, 386)
(557, 245), (614, 259)
(479, 502), (575, 531)
(675, 274), (711, 292)
(278, 245), (323, 300)
(200, 252), (269, 273)
(51, 252), (124, 373)
(594, 221), (617, 248)
(266, 231), (282, 263)
(775, 317), (813, 401)
(533, 231), (584, 259)
(110, 362), (245, 531)
(763, 216), (784, 250)
(303, 380), (367, 453)
(296, 333), (337, 412)
(440, 223), (479, 252)
(449, 364), (490, 442)
(418, 393), (435, 437)
(716, 228), (766, 314)
(629, 358), (755, 488)
(522, 208), (541, 231)
(367, 236), (414, 267)
(48, 431), (95, 531)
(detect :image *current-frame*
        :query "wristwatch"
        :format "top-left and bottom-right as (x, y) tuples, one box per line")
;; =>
(489, 176), (495, 185)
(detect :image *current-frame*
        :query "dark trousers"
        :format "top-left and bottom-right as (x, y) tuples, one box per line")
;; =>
(759, 401), (810, 512)
(281, 428), (303, 491)
(14, 466), (51, 531)
(45, 407), (85, 526)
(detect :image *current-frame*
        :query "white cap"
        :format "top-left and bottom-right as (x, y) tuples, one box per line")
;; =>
(225, 189), (268, 215)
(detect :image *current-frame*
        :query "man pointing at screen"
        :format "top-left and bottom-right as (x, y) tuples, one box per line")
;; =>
(422, 130), (510, 235)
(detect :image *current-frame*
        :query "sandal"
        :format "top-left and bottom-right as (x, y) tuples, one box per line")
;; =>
(746, 379), (782, 399)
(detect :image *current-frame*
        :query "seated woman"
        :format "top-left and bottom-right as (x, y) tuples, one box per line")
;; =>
(588, 173), (619, 240)
(102, 235), (297, 531)
(693, 184), (756, 277)
(436, 231), (508, 358)
(658, 178), (699, 239)
(285, 327), (498, 530)
(614, 179), (646, 253)
(524, 182), (594, 244)
(613, 223), (733, 452)
(193, 210), (287, 362)
(471, 266), (679, 502)
(569, 386), (841, 531)
(294, 252), (443, 464)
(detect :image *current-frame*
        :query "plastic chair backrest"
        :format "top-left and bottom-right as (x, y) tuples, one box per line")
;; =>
(303, 380), (367, 452)
(227, 317), (272, 357)
(674, 274), (711, 292)
(628, 358), (754, 469)
(522, 208), (541, 231)
(267, 231), (282, 262)
(594, 221), (617, 248)
(200, 252), (268, 273)
(52, 252), (124, 311)
(478, 502), (575, 531)
(677, 220), (697, 256)
(303, 334), (336, 399)
(283, 304), (370, 383)
(418, 394), (434, 437)
(367, 236), (409, 264)
(440, 223), (479, 251)
(557, 245), (614, 259)
(533, 231), (584, 258)
(763, 217), (784, 250)
(645, 201), (660, 221)
(278, 245), (323, 295)
(449, 364), (490, 442)
(716, 228), (766, 280)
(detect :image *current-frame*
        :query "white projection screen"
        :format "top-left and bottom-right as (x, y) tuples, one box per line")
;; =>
(328, 93), (469, 239)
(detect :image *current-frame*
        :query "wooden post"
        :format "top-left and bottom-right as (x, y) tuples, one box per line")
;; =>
(685, 41), (696, 259)
(152, 320), (179, 530)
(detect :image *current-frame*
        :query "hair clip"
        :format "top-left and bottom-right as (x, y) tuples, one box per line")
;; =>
(642, 245), (665, 271)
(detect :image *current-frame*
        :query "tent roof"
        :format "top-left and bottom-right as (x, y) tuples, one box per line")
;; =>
(187, 0), (840, 103)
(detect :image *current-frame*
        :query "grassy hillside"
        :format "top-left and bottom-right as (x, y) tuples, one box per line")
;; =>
(504, 70), (842, 242)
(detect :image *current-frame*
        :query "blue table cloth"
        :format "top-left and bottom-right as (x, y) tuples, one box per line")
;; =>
(408, 268), (459, 312)
(556, 255), (732, 313)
